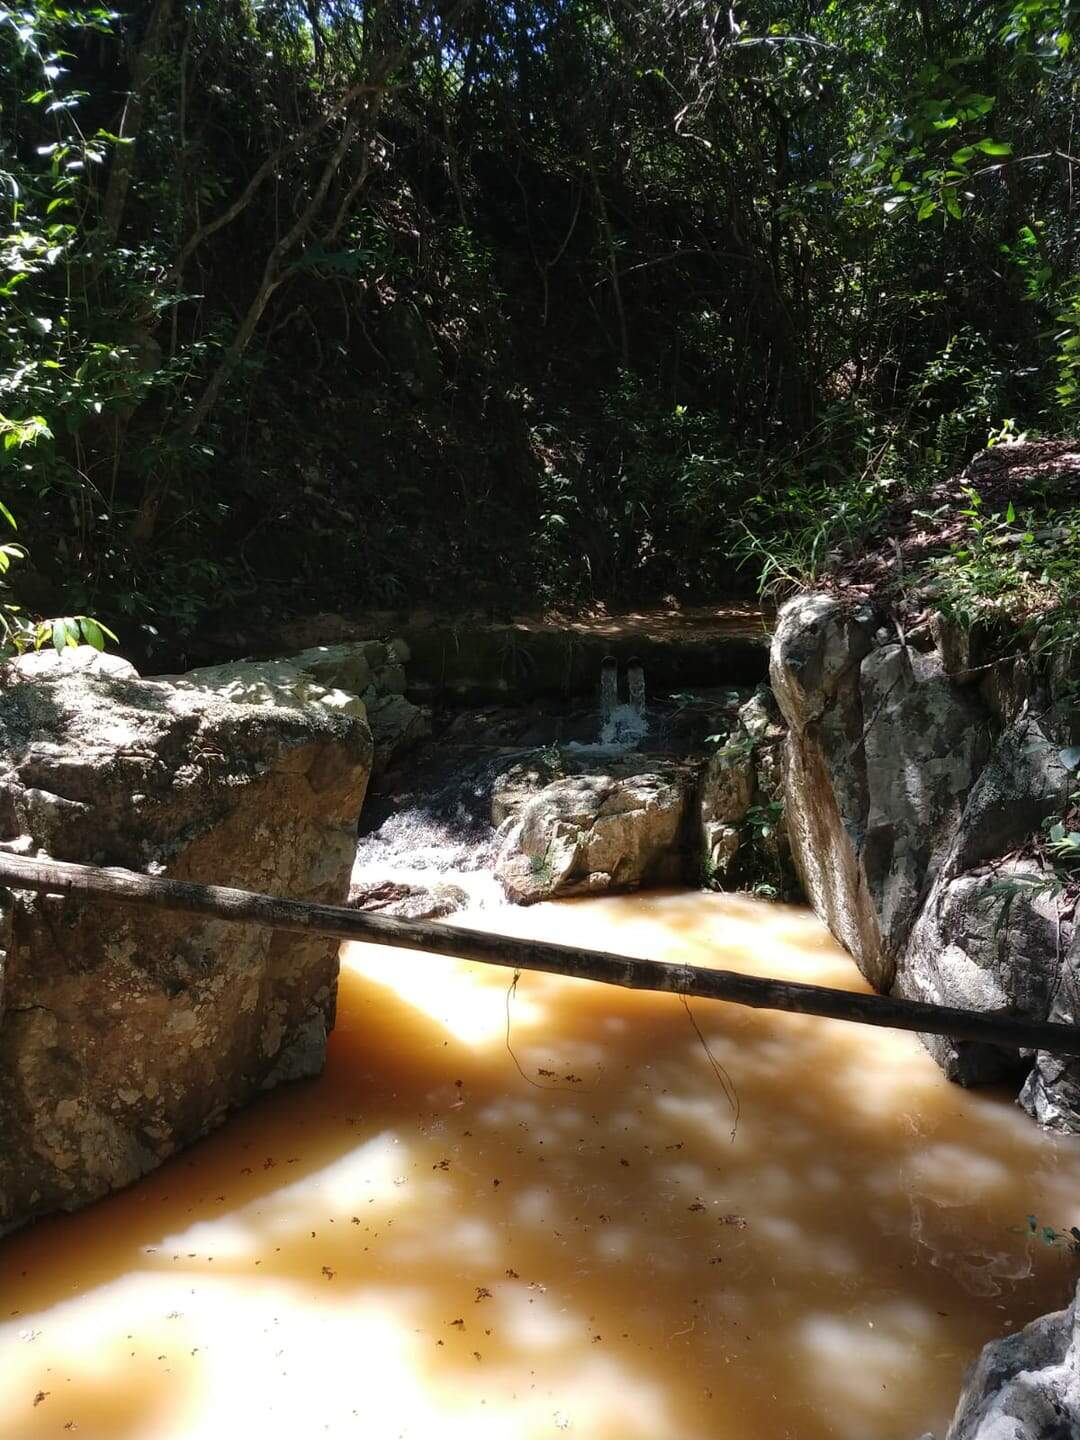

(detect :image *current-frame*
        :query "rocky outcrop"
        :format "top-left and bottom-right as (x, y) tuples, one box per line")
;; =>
(1021, 917), (1080, 1132)
(895, 717), (1070, 1084)
(899, 859), (1061, 1085)
(698, 742), (752, 879)
(285, 639), (427, 771)
(0, 648), (372, 1234)
(770, 592), (1080, 1127)
(494, 761), (692, 903)
(488, 695), (792, 905)
(771, 595), (990, 990)
(698, 687), (792, 893)
(168, 636), (429, 774)
(937, 1280), (1080, 1439)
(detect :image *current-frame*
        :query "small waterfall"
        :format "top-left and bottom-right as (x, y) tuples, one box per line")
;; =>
(352, 750), (512, 911)
(566, 658), (649, 753)
(352, 808), (507, 911)
(627, 655), (646, 717)
(600, 655), (619, 725)
(354, 657), (653, 914)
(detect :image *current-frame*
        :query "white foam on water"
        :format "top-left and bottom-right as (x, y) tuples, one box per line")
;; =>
(352, 808), (507, 910)
(354, 665), (650, 903)
(565, 702), (650, 755)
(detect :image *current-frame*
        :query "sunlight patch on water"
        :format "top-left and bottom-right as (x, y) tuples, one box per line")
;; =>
(344, 943), (543, 1046)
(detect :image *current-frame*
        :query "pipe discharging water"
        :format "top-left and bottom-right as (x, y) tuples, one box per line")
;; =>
(600, 654), (619, 726)
(627, 655), (646, 717)
(568, 657), (650, 753)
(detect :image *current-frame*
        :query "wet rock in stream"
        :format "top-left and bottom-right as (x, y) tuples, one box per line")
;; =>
(346, 879), (469, 921)
(494, 762), (693, 903)
(934, 1278), (1080, 1439)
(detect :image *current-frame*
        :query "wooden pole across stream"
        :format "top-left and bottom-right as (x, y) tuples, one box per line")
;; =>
(1, 851), (1079, 1058)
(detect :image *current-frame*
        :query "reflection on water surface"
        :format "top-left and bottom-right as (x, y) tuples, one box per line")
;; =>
(1, 890), (1078, 1439)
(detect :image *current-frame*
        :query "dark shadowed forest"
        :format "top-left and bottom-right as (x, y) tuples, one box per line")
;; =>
(2, 0), (1079, 659)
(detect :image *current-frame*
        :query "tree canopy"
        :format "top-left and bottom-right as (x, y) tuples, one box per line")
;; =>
(1, 0), (1078, 657)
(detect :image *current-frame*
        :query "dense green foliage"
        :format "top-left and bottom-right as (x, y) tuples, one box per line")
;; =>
(1, 0), (1078, 656)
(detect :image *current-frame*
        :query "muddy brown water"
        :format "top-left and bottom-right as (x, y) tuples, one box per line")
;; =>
(1, 891), (1078, 1439)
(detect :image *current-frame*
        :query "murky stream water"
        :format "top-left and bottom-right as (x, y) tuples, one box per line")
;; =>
(2, 890), (1078, 1440)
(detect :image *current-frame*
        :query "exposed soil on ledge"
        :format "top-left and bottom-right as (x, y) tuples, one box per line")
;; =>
(187, 601), (774, 704)
(822, 439), (1080, 603)
(275, 600), (772, 648)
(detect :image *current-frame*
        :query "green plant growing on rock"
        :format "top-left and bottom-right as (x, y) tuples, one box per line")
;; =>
(705, 732), (756, 759)
(746, 800), (783, 845)
(742, 799), (788, 900)
(928, 489), (1080, 656)
(528, 851), (555, 890)
(1045, 822), (1080, 865)
(1045, 746), (1080, 869)
(984, 750), (1080, 923)
(537, 743), (565, 780)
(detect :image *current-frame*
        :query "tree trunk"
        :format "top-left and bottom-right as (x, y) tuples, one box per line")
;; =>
(2, 853), (1079, 1059)
(99, 0), (176, 245)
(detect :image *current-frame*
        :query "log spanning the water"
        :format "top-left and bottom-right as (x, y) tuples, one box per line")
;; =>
(1, 851), (1079, 1058)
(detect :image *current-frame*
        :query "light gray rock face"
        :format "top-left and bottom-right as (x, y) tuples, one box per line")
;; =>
(698, 743), (753, 880)
(898, 859), (1061, 1084)
(771, 593), (1080, 1126)
(285, 640), (428, 773)
(495, 763), (692, 903)
(771, 595), (988, 990)
(0, 652), (372, 1234)
(171, 640), (429, 774)
(770, 595), (882, 979)
(698, 688), (792, 891)
(1020, 920), (1080, 1132)
(859, 643), (991, 963)
(896, 718), (1071, 1084)
(942, 1280), (1080, 1439)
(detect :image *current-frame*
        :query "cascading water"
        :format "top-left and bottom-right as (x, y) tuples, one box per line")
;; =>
(600, 655), (619, 725)
(597, 702), (649, 748)
(354, 659), (653, 908)
(627, 655), (646, 716)
(351, 750), (511, 910)
(575, 658), (650, 751)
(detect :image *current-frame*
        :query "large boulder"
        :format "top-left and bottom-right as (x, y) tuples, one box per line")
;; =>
(697, 688), (793, 893)
(770, 592), (1080, 1127)
(495, 763), (692, 903)
(0, 650), (372, 1234)
(895, 717), (1070, 1085)
(771, 595), (988, 989)
(698, 741), (753, 881)
(168, 639), (430, 776)
(165, 657), (366, 719)
(897, 859), (1061, 1084)
(769, 595), (882, 978)
(940, 1280), (1080, 1439)
(285, 639), (428, 773)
